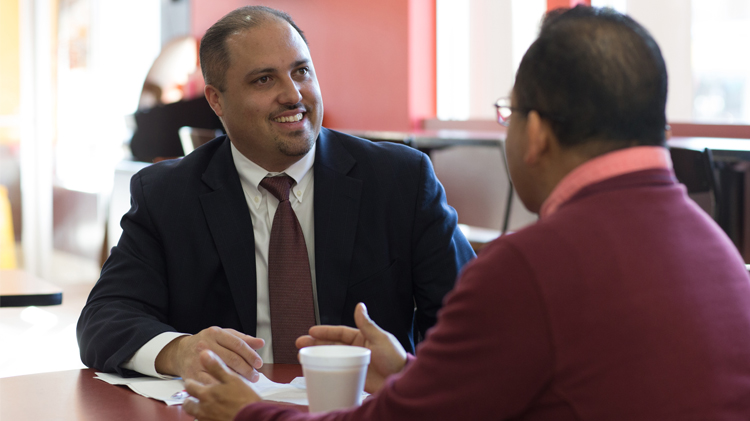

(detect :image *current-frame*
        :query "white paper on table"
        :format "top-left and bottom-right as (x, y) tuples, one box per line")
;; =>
(282, 378), (369, 406)
(95, 372), (312, 406)
(94, 372), (368, 406)
(253, 374), (309, 405)
(95, 372), (187, 405)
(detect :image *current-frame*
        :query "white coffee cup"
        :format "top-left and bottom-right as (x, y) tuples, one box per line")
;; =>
(299, 345), (371, 413)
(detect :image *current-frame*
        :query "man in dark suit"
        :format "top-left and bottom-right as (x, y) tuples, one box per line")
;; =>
(77, 6), (473, 383)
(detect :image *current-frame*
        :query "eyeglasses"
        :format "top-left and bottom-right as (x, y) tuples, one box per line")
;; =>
(494, 98), (521, 127)
(494, 97), (565, 127)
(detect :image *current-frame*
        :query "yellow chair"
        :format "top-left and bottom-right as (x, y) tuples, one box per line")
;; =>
(0, 185), (17, 269)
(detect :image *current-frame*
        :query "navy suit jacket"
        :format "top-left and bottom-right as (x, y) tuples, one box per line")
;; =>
(77, 128), (475, 375)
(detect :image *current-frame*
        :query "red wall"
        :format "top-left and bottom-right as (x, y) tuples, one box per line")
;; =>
(547, 0), (591, 11)
(191, 0), (435, 131)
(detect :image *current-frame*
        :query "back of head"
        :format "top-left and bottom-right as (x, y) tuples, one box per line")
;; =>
(515, 6), (668, 150)
(199, 6), (307, 92)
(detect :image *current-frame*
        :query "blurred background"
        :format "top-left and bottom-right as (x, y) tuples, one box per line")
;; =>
(1, 0), (748, 377)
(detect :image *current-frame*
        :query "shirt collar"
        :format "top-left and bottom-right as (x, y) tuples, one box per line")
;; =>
(230, 141), (316, 200)
(539, 146), (672, 218)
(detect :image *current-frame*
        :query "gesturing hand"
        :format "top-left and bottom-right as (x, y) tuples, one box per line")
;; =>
(183, 350), (262, 421)
(155, 327), (265, 384)
(296, 303), (407, 394)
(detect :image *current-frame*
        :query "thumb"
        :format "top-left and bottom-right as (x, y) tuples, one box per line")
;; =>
(200, 350), (235, 384)
(354, 303), (385, 340)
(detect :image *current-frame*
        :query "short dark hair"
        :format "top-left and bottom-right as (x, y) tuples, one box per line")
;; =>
(514, 6), (668, 148)
(199, 6), (308, 92)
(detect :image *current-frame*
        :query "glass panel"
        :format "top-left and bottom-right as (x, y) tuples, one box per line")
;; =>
(692, 0), (750, 123)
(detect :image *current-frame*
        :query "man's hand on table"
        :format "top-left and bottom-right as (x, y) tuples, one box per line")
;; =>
(155, 327), (265, 385)
(296, 302), (407, 394)
(184, 350), (262, 421)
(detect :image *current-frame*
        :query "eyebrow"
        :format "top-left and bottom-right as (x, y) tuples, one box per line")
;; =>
(290, 59), (310, 69)
(243, 59), (311, 81)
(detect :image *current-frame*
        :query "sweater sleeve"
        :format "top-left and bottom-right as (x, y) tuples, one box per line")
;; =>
(236, 240), (554, 421)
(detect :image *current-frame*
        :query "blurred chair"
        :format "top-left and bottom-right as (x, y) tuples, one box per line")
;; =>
(0, 185), (17, 269)
(179, 126), (223, 156)
(130, 97), (223, 162)
(669, 146), (720, 221)
(344, 130), (538, 252)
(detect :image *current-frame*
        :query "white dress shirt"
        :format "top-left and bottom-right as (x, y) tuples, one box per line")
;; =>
(122, 141), (317, 377)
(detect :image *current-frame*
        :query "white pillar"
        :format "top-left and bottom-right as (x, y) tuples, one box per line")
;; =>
(467, 0), (514, 119)
(19, 0), (54, 278)
(437, 0), (471, 120)
(466, 0), (546, 120)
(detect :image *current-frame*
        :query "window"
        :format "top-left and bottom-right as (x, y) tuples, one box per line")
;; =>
(55, 0), (161, 192)
(436, 0), (545, 121)
(436, 0), (750, 126)
(692, 0), (750, 123)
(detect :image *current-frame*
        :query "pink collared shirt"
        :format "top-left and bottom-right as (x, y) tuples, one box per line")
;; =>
(539, 146), (672, 219)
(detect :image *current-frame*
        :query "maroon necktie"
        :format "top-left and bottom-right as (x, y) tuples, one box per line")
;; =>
(260, 175), (316, 364)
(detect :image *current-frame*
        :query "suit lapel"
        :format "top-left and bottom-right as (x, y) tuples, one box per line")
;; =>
(314, 129), (362, 325)
(199, 138), (258, 334)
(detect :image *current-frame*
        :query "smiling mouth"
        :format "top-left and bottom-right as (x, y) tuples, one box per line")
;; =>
(273, 113), (304, 123)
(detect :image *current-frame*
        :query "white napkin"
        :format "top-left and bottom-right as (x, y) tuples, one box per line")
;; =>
(94, 371), (310, 406)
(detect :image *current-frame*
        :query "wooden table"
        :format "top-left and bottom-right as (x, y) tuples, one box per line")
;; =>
(0, 269), (63, 307)
(0, 364), (303, 420)
(341, 129), (504, 155)
(667, 137), (750, 163)
(458, 224), (501, 252)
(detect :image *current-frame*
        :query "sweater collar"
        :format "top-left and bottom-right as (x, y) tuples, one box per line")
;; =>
(540, 146), (672, 219)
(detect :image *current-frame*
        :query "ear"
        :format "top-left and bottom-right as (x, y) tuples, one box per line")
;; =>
(204, 85), (224, 117)
(523, 111), (552, 164)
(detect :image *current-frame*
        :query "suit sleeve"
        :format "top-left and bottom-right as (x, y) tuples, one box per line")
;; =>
(76, 172), (177, 376)
(410, 154), (475, 338)
(236, 241), (554, 421)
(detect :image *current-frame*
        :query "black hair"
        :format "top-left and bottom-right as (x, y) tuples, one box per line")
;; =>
(514, 5), (668, 148)
(199, 6), (308, 92)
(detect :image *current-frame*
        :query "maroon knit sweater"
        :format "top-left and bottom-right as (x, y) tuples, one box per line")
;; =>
(239, 169), (750, 420)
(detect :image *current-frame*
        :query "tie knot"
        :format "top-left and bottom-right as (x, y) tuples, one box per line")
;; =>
(260, 175), (294, 202)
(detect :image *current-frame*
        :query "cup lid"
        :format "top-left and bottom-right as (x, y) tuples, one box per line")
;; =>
(299, 345), (371, 367)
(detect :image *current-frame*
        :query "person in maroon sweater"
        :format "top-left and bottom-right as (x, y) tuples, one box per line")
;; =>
(183, 6), (750, 421)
